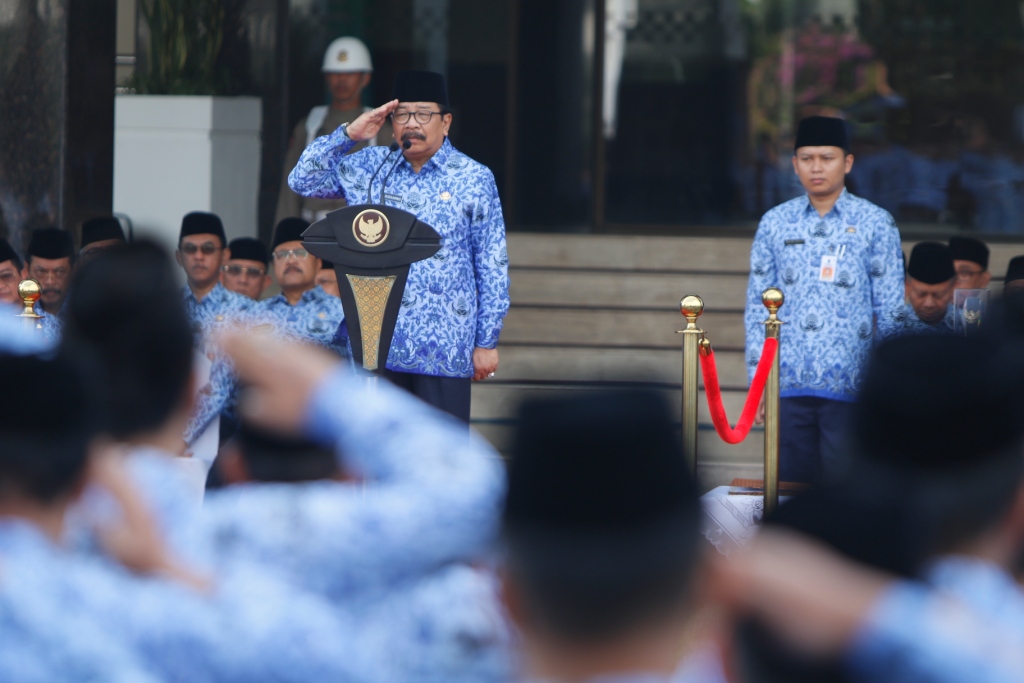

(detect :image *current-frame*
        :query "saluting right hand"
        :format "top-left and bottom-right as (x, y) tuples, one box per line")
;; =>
(346, 99), (399, 142)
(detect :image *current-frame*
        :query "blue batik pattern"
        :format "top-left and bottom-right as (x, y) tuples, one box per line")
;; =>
(289, 129), (510, 378)
(0, 308), (53, 354)
(888, 302), (955, 336)
(31, 302), (62, 343)
(257, 285), (348, 356)
(91, 365), (508, 682)
(0, 519), (380, 683)
(181, 283), (261, 445)
(848, 568), (1024, 682)
(745, 190), (905, 402)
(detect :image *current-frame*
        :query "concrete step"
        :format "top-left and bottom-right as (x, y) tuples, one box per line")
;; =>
(509, 268), (749, 310)
(498, 345), (749, 387)
(472, 405), (765, 492)
(471, 382), (752, 427)
(501, 307), (746, 349)
(508, 233), (755, 272)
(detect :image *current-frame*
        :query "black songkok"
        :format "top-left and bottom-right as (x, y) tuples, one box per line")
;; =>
(794, 116), (850, 152)
(907, 242), (955, 284)
(855, 335), (1024, 471)
(392, 70), (449, 107)
(179, 212), (227, 247)
(503, 389), (700, 575)
(227, 237), (269, 266)
(28, 228), (74, 260)
(0, 238), (18, 267)
(1005, 256), (1024, 287)
(272, 217), (310, 250)
(949, 235), (989, 270)
(81, 216), (126, 249)
(320, 259), (335, 270)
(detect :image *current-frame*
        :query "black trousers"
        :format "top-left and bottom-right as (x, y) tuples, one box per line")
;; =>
(779, 396), (855, 485)
(380, 369), (472, 424)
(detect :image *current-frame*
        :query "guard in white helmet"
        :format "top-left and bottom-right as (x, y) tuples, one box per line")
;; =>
(275, 37), (393, 224)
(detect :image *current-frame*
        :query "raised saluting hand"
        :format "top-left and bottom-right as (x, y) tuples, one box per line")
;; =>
(345, 99), (400, 142)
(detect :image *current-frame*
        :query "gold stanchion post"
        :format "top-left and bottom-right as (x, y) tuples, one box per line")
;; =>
(16, 279), (43, 332)
(761, 288), (784, 514)
(678, 295), (705, 475)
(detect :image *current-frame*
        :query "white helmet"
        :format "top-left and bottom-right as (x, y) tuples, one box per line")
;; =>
(322, 37), (373, 73)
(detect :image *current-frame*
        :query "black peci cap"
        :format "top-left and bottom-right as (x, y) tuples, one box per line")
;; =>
(227, 237), (269, 266)
(1005, 256), (1024, 287)
(949, 235), (989, 270)
(179, 212), (227, 247)
(794, 116), (850, 152)
(392, 70), (449, 107)
(272, 217), (310, 250)
(81, 216), (126, 249)
(27, 227), (74, 260)
(907, 242), (956, 284)
(0, 238), (19, 267)
(503, 389), (700, 576)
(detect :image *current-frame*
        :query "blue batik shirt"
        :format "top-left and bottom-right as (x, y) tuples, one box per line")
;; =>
(288, 129), (511, 378)
(0, 308), (52, 354)
(257, 285), (348, 356)
(846, 562), (1024, 682)
(745, 190), (905, 402)
(103, 364), (508, 682)
(181, 283), (261, 444)
(30, 301), (62, 343)
(889, 302), (955, 336)
(0, 518), (382, 683)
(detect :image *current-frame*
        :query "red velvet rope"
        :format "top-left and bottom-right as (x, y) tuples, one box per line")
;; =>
(699, 337), (778, 444)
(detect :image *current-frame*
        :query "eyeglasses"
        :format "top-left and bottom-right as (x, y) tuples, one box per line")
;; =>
(956, 268), (985, 280)
(180, 242), (221, 255)
(0, 270), (18, 285)
(392, 110), (443, 124)
(222, 264), (265, 277)
(273, 248), (309, 260)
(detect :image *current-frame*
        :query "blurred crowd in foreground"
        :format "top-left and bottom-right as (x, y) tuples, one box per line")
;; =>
(4, 239), (1024, 682)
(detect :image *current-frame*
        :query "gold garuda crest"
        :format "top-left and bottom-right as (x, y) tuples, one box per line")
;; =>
(352, 209), (390, 247)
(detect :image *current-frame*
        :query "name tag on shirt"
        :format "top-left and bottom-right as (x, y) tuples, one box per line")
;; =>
(819, 254), (837, 282)
(384, 192), (403, 203)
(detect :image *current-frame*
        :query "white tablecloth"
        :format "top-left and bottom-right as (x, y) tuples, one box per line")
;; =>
(701, 485), (791, 557)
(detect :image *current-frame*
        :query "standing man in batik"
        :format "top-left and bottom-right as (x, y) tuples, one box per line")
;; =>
(745, 116), (904, 484)
(288, 70), (509, 423)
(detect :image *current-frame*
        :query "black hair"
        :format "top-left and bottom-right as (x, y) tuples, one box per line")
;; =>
(505, 531), (699, 642)
(60, 241), (194, 439)
(3, 253), (23, 271)
(0, 351), (94, 503)
(503, 388), (701, 643)
(236, 422), (338, 483)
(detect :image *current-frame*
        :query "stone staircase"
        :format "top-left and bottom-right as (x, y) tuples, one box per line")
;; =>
(472, 232), (1024, 491)
(471, 233), (762, 491)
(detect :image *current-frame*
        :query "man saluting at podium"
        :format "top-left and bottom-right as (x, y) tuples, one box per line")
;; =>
(288, 70), (509, 423)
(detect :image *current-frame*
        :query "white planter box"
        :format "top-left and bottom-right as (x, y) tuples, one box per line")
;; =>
(113, 95), (262, 255)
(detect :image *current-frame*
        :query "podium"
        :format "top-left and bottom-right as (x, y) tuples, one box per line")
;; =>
(302, 204), (442, 372)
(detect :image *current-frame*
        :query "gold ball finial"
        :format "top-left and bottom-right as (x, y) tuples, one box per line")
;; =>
(762, 287), (784, 312)
(18, 279), (41, 305)
(680, 295), (705, 319)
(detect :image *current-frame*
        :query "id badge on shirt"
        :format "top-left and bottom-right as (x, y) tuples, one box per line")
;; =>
(819, 254), (837, 283)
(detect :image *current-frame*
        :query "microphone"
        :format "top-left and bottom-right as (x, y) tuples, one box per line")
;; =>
(379, 139), (412, 204)
(366, 142), (400, 204)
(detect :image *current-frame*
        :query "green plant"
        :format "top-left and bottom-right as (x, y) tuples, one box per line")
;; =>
(132, 0), (227, 95)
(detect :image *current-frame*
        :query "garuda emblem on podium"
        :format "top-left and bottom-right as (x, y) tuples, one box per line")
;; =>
(352, 209), (389, 247)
